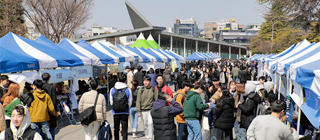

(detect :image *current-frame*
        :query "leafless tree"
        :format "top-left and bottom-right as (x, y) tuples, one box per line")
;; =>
(24, 0), (94, 43)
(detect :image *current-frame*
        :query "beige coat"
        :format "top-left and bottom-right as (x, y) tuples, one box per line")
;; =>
(78, 90), (107, 122)
(0, 103), (5, 133)
(127, 71), (134, 89)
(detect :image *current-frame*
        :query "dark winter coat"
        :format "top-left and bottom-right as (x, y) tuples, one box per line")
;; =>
(238, 70), (248, 83)
(238, 91), (262, 129)
(211, 72), (219, 81)
(134, 71), (145, 86)
(151, 99), (183, 140)
(176, 74), (188, 89)
(211, 94), (235, 129)
(42, 82), (58, 128)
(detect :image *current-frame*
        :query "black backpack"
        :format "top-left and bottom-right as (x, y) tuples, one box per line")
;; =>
(5, 126), (36, 140)
(112, 88), (128, 112)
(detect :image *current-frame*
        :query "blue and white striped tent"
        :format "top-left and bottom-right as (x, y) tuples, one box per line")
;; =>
(0, 47), (39, 73)
(116, 44), (144, 62)
(139, 48), (165, 62)
(0, 32), (89, 69)
(91, 41), (130, 63)
(59, 38), (114, 65)
(125, 46), (159, 63)
(155, 49), (175, 62)
(98, 41), (136, 62)
(164, 50), (186, 63)
(147, 48), (171, 62)
(185, 52), (206, 60)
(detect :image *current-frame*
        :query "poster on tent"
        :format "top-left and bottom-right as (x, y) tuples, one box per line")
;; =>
(304, 88), (320, 111)
(40, 69), (74, 84)
(93, 66), (108, 77)
(71, 65), (92, 79)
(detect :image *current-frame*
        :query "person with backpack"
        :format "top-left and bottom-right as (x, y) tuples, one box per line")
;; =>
(151, 92), (183, 140)
(110, 74), (132, 140)
(129, 80), (140, 138)
(175, 81), (192, 140)
(0, 105), (42, 140)
(183, 83), (210, 140)
(136, 76), (158, 140)
(78, 80), (107, 140)
(163, 66), (172, 87)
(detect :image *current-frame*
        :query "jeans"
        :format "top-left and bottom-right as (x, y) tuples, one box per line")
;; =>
(177, 123), (188, 140)
(234, 119), (246, 140)
(185, 120), (202, 140)
(141, 110), (153, 139)
(233, 76), (239, 83)
(50, 127), (55, 140)
(130, 107), (138, 132)
(31, 121), (52, 140)
(114, 114), (129, 140)
(216, 128), (233, 140)
(84, 121), (100, 140)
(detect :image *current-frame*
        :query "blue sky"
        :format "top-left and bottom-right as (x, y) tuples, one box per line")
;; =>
(81, 0), (266, 33)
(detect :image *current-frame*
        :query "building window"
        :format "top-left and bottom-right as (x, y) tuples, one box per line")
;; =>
(226, 24), (231, 28)
(239, 28), (243, 30)
(212, 28), (216, 31)
(93, 33), (98, 36)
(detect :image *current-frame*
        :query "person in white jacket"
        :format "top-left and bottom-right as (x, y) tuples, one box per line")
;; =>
(0, 105), (42, 140)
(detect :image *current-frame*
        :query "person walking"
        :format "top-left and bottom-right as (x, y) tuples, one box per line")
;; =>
(210, 90), (235, 140)
(110, 74), (132, 140)
(147, 68), (157, 87)
(78, 80), (107, 140)
(151, 92), (183, 140)
(173, 68), (180, 91)
(41, 73), (58, 140)
(0, 106), (42, 140)
(175, 81), (192, 140)
(134, 66), (145, 87)
(1, 83), (19, 109)
(219, 67), (228, 90)
(28, 80), (59, 140)
(177, 68), (188, 90)
(126, 66), (134, 89)
(0, 75), (9, 100)
(129, 80), (139, 138)
(247, 100), (298, 140)
(0, 103), (5, 133)
(183, 83), (210, 140)
(163, 66), (172, 87)
(136, 76), (158, 140)
(231, 64), (240, 83)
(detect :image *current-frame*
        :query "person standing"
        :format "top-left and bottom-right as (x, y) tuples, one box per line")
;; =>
(219, 67), (228, 90)
(147, 68), (157, 87)
(175, 81), (192, 140)
(1, 83), (19, 109)
(136, 76), (158, 140)
(41, 73), (58, 140)
(110, 74), (132, 140)
(247, 100), (298, 140)
(0, 75), (9, 100)
(176, 68), (188, 90)
(155, 74), (173, 98)
(183, 83), (210, 140)
(28, 80), (59, 140)
(172, 68), (180, 91)
(78, 80), (107, 140)
(0, 103), (5, 133)
(151, 92), (183, 140)
(231, 65), (240, 83)
(126, 66), (134, 89)
(163, 66), (172, 87)
(130, 80), (139, 138)
(134, 66), (145, 87)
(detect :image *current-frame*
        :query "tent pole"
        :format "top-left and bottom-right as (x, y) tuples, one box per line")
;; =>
(278, 75), (282, 100)
(297, 87), (303, 136)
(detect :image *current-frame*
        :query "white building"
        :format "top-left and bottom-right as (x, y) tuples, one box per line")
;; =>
(247, 24), (262, 31)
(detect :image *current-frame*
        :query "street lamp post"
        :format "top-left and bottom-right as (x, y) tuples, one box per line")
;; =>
(268, 17), (281, 53)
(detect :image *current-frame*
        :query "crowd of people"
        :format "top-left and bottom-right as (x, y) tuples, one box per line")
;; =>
(0, 59), (305, 140)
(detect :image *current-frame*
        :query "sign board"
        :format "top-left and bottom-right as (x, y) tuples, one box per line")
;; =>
(41, 69), (74, 84)
(71, 65), (92, 79)
(93, 66), (107, 77)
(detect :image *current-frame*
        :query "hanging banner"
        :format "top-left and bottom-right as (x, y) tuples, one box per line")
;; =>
(93, 66), (107, 77)
(109, 65), (121, 74)
(40, 69), (74, 84)
(71, 65), (92, 79)
(286, 97), (294, 122)
(8, 71), (41, 84)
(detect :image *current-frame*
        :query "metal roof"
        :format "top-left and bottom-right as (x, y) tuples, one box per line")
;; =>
(125, 1), (153, 29)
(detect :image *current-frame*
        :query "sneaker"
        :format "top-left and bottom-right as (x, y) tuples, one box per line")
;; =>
(132, 134), (137, 138)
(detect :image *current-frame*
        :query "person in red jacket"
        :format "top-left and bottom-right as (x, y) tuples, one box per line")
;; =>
(155, 74), (173, 105)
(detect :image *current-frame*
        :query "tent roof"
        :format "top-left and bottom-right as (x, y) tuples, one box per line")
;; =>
(146, 34), (161, 49)
(185, 52), (206, 60)
(130, 33), (155, 49)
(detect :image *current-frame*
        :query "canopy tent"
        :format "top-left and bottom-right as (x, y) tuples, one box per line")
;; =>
(208, 53), (221, 59)
(35, 36), (91, 66)
(125, 46), (159, 62)
(130, 33), (155, 49)
(277, 42), (320, 75)
(269, 40), (311, 71)
(115, 44), (145, 62)
(59, 38), (114, 65)
(0, 32), (88, 69)
(165, 50), (186, 63)
(0, 47), (39, 73)
(185, 52), (206, 60)
(98, 41), (136, 62)
(266, 43), (298, 65)
(147, 48), (171, 62)
(139, 48), (167, 62)
(76, 39), (119, 65)
(155, 49), (175, 61)
(91, 41), (125, 63)
(146, 34), (161, 49)
(196, 52), (211, 61)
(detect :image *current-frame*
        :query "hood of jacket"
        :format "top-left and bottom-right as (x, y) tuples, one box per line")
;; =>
(114, 82), (128, 90)
(33, 90), (46, 99)
(152, 99), (168, 111)
(222, 94), (235, 106)
(264, 82), (274, 93)
(186, 91), (198, 100)
(10, 105), (31, 139)
(245, 83), (256, 96)
(247, 91), (262, 103)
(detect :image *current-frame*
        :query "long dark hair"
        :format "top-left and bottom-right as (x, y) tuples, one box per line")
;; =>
(131, 80), (139, 92)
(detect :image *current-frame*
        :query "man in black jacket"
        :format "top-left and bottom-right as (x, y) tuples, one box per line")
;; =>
(42, 73), (58, 140)
(134, 66), (145, 87)
(177, 68), (188, 90)
(0, 75), (9, 101)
